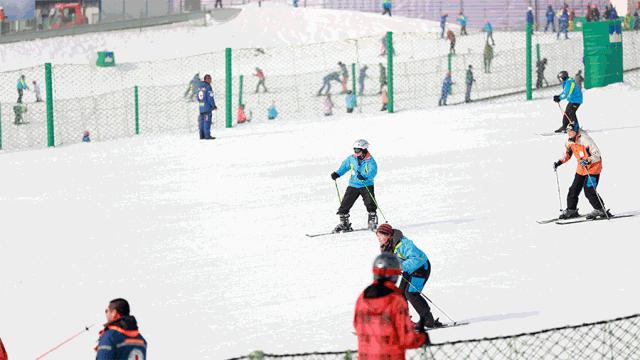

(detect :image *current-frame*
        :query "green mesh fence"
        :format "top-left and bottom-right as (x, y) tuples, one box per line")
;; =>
(2, 28), (640, 152)
(227, 313), (640, 360)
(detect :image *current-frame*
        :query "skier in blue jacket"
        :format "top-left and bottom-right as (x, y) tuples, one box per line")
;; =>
(440, 13), (448, 39)
(553, 70), (583, 133)
(557, 9), (569, 39)
(331, 139), (378, 232)
(545, 5), (556, 32)
(438, 72), (453, 106)
(345, 90), (356, 113)
(377, 223), (443, 332)
(526, 6), (534, 29)
(197, 74), (217, 140)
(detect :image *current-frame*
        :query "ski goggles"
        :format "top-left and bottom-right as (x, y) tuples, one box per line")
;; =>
(353, 148), (364, 153)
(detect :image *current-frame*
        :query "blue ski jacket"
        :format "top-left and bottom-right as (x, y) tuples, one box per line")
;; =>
(198, 82), (217, 114)
(336, 153), (377, 188)
(393, 236), (430, 275)
(559, 78), (583, 104)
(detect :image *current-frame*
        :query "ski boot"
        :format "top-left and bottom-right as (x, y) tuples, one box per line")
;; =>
(333, 214), (353, 233)
(425, 317), (445, 329)
(367, 212), (378, 231)
(586, 208), (612, 220)
(559, 208), (580, 220)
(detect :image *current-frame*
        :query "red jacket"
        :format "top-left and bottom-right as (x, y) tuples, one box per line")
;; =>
(0, 337), (7, 360)
(354, 281), (427, 359)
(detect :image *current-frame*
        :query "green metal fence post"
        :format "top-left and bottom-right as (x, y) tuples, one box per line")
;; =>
(225, 48), (232, 128)
(448, 52), (452, 73)
(239, 75), (244, 106)
(351, 63), (357, 104)
(386, 31), (394, 113)
(526, 23), (533, 101)
(45, 63), (55, 147)
(536, 43), (541, 64)
(134, 86), (140, 135)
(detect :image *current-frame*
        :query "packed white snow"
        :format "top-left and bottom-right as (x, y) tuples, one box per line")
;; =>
(0, 81), (639, 359)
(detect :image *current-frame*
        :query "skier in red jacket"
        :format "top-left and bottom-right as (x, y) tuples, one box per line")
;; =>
(354, 253), (429, 359)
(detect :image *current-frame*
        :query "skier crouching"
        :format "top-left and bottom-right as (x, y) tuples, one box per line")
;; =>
(331, 139), (378, 232)
(377, 224), (444, 332)
(553, 123), (611, 220)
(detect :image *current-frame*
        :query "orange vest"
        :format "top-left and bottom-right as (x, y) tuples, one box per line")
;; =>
(559, 131), (602, 175)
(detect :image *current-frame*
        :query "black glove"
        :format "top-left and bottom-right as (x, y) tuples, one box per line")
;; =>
(553, 95), (561, 103)
(553, 160), (562, 170)
(331, 172), (339, 180)
(356, 173), (366, 181)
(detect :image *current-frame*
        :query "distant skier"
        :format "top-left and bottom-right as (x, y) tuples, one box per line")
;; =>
(440, 13), (448, 39)
(32, 80), (43, 102)
(536, 58), (548, 89)
(447, 29), (456, 55)
(483, 19), (495, 45)
(16, 75), (28, 103)
(345, 90), (356, 113)
(557, 9), (569, 39)
(323, 94), (334, 116)
(254, 67), (268, 93)
(330, 139), (378, 232)
(354, 253), (429, 358)
(379, 36), (395, 56)
(378, 63), (387, 94)
(457, 11), (468, 35)
(13, 103), (27, 125)
(526, 6), (534, 29)
(339, 61), (349, 94)
(574, 70), (584, 89)
(82, 130), (91, 142)
(545, 5), (556, 32)
(317, 71), (341, 96)
(214, 0), (222, 8)
(184, 73), (201, 101)
(267, 101), (279, 120)
(483, 42), (494, 73)
(377, 224), (444, 331)
(358, 65), (369, 95)
(438, 72), (453, 106)
(197, 74), (217, 140)
(380, 84), (388, 111)
(553, 123), (611, 220)
(381, 0), (392, 16)
(465, 65), (475, 103)
(553, 70), (582, 133)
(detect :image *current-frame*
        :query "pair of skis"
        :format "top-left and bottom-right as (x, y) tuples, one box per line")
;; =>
(305, 227), (372, 238)
(537, 212), (635, 225)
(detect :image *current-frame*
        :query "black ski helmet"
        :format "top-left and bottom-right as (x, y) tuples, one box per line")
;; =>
(372, 253), (402, 282)
(557, 70), (569, 83)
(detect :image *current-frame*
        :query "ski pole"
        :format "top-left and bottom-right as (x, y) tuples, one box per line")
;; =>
(401, 274), (457, 324)
(554, 168), (563, 214)
(334, 180), (342, 204)
(362, 183), (388, 223)
(36, 324), (95, 359)
(581, 165), (610, 220)
(557, 102), (574, 127)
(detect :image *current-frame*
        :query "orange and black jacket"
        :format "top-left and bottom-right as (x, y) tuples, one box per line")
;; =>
(558, 131), (602, 175)
(96, 316), (146, 360)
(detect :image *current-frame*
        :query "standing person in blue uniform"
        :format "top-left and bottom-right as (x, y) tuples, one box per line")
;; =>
(381, 0), (392, 16)
(553, 70), (582, 133)
(438, 72), (453, 106)
(96, 298), (146, 360)
(198, 74), (217, 140)
(330, 139), (379, 232)
(545, 5), (556, 32)
(377, 224), (444, 332)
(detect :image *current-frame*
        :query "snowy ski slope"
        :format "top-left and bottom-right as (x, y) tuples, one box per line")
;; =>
(1, 82), (639, 359)
(2, 3), (640, 359)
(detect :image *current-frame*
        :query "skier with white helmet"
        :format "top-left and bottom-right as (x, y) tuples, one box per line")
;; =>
(330, 139), (379, 232)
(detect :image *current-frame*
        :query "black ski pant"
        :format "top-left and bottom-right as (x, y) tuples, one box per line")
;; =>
(337, 185), (376, 215)
(399, 261), (435, 327)
(567, 173), (604, 211)
(562, 103), (580, 129)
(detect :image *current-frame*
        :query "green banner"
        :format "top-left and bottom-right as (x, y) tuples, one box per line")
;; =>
(583, 20), (623, 89)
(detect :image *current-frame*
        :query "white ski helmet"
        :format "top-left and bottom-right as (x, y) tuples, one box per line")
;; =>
(372, 253), (401, 282)
(353, 139), (370, 150)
